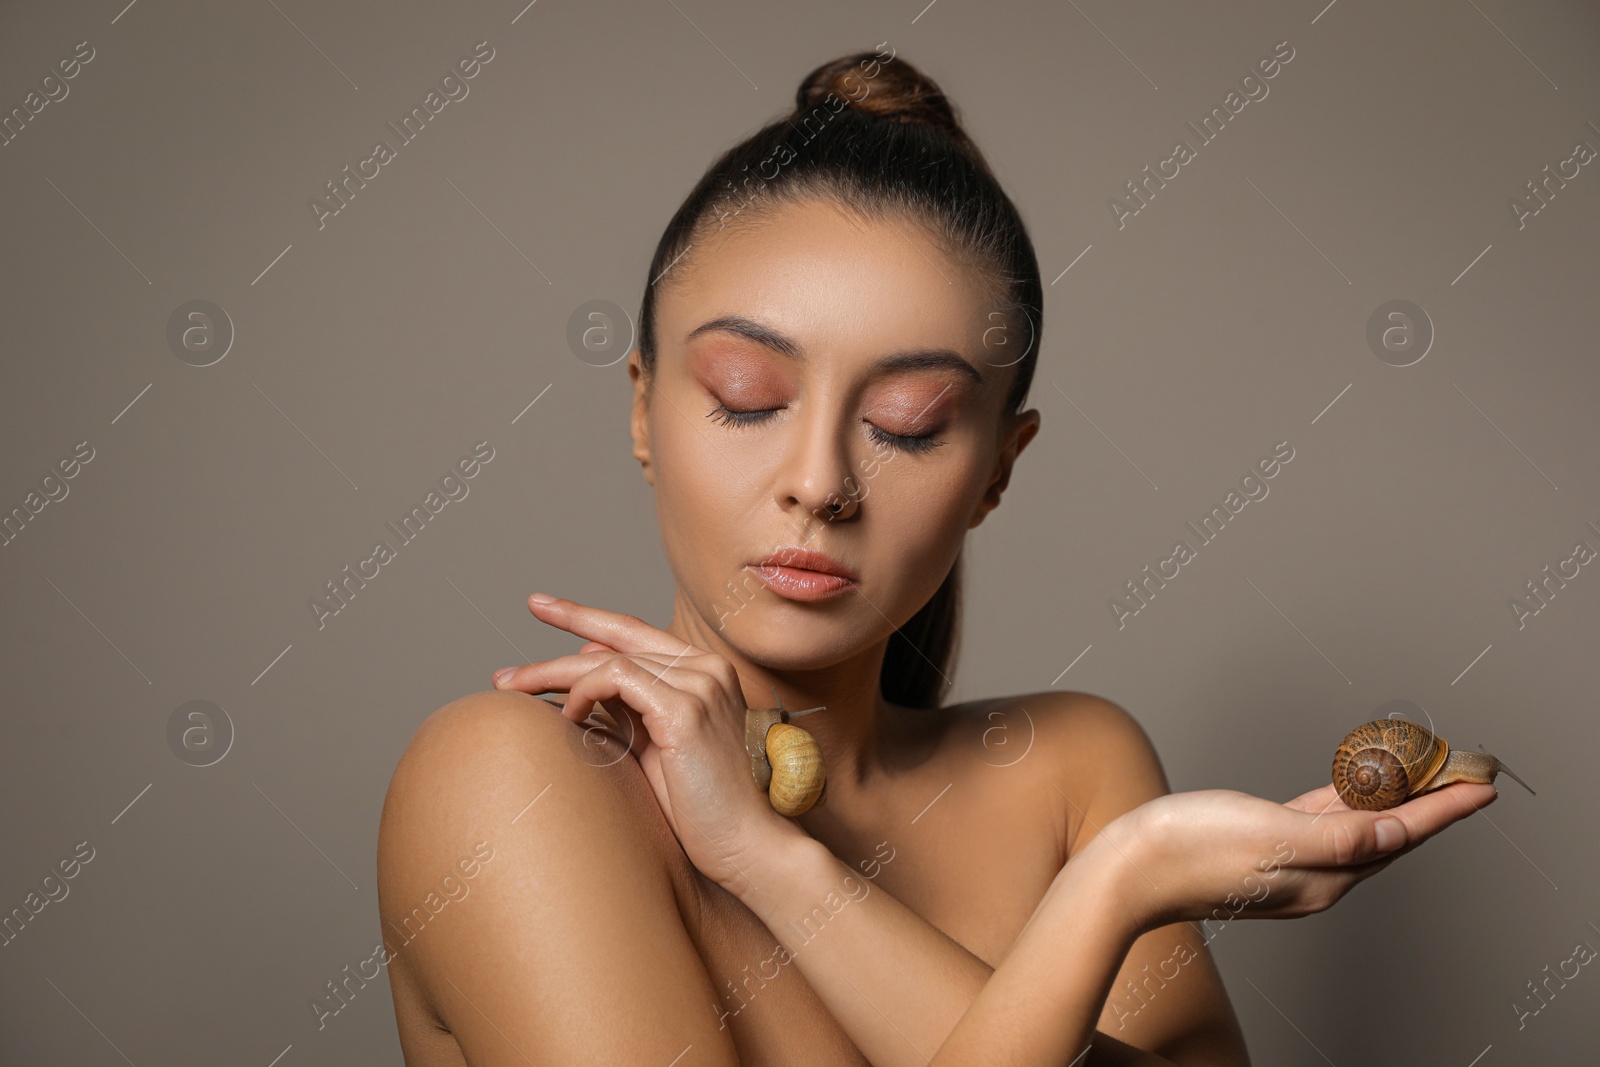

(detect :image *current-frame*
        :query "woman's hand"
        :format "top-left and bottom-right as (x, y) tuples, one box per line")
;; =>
(1099, 780), (1498, 933)
(490, 593), (806, 891)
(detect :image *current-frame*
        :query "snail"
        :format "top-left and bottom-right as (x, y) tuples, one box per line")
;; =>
(1331, 718), (1534, 811)
(746, 699), (828, 817)
(541, 686), (828, 816)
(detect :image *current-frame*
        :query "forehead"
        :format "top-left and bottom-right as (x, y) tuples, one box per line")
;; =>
(659, 198), (995, 361)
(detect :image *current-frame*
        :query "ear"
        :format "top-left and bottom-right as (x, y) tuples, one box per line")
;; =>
(969, 408), (1040, 530)
(628, 349), (655, 485)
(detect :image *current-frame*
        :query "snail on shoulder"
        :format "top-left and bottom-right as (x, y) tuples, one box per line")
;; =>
(1331, 718), (1534, 811)
(746, 701), (827, 817)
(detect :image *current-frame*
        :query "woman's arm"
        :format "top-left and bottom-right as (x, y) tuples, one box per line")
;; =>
(1060, 699), (1248, 1061)
(493, 597), (1173, 1065)
(722, 780), (1494, 1067)
(494, 597), (1495, 1066)
(728, 817), (1151, 1067)
(710, 691), (1217, 1067)
(377, 692), (744, 1065)
(933, 782), (1495, 1065)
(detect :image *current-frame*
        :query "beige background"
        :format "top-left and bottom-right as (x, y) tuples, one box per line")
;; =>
(2, 0), (1596, 1063)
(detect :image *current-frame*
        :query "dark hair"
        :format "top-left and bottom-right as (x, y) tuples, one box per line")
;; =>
(636, 48), (1043, 709)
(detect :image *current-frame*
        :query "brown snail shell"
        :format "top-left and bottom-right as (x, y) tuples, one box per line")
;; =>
(1331, 718), (1533, 811)
(745, 708), (827, 816)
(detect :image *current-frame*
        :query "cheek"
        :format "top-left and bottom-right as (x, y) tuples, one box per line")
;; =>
(862, 430), (988, 509)
(648, 405), (765, 569)
(859, 470), (973, 623)
(867, 469), (971, 535)
(860, 448), (988, 560)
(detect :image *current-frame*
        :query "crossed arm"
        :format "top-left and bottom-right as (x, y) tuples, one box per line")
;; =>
(727, 823), (1166, 1066)
(383, 684), (1486, 1066)
(678, 748), (1485, 1067)
(380, 691), (1239, 1065)
(400, 597), (1489, 1065)
(693, 697), (1247, 1067)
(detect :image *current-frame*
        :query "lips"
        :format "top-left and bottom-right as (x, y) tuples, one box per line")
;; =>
(753, 547), (858, 580)
(748, 546), (859, 602)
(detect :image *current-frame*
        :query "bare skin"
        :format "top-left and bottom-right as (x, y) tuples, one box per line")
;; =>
(378, 686), (1241, 1065)
(411, 599), (1491, 1066)
(379, 196), (1250, 1063)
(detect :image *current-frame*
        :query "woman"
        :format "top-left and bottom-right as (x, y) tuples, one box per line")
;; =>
(376, 49), (1493, 1065)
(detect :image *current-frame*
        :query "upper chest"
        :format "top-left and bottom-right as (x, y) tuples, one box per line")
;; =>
(683, 730), (1070, 1064)
(808, 754), (1069, 963)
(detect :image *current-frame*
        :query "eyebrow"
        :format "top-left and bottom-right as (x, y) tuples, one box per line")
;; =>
(685, 315), (984, 385)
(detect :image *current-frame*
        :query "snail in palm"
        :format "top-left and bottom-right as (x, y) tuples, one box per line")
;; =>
(746, 700), (827, 817)
(1331, 718), (1534, 811)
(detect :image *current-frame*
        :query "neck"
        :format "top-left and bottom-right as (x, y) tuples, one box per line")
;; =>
(664, 588), (902, 794)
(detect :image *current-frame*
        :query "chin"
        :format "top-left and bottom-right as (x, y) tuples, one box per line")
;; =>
(708, 597), (874, 671)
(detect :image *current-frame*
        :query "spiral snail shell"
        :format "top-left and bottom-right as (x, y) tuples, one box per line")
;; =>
(1331, 718), (1534, 811)
(746, 706), (828, 816)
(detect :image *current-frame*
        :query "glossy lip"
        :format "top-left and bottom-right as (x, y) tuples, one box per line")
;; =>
(751, 546), (859, 581)
(747, 546), (859, 602)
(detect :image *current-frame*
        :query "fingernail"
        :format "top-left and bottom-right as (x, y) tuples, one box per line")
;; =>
(530, 592), (557, 604)
(493, 668), (515, 688)
(1375, 818), (1406, 852)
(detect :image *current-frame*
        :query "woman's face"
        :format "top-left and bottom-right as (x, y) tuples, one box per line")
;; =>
(630, 196), (1039, 671)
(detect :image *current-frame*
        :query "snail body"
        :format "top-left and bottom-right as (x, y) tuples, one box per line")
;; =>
(746, 706), (828, 816)
(1331, 718), (1533, 811)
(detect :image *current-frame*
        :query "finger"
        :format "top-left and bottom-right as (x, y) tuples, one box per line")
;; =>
(1297, 782), (1498, 860)
(527, 594), (699, 659)
(1283, 781), (1498, 870)
(1294, 853), (1403, 899)
(1292, 808), (1416, 869)
(567, 658), (725, 728)
(601, 655), (745, 753)
(1282, 783), (1344, 814)
(563, 656), (708, 753)
(1382, 782), (1499, 843)
(591, 658), (731, 741)
(492, 650), (684, 694)
(1332, 853), (1402, 881)
(586, 695), (649, 760)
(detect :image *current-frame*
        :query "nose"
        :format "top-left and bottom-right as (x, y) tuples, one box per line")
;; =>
(777, 400), (861, 526)
(822, 494), (858, 521)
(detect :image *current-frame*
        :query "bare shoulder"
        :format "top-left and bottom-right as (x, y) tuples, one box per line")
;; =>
(379, 689), (596, 871)
(376, 689), (737, 1064)
(948, 690), (1171, 853)
(946, 692), (1247, 1056)
(944, 689), (1166, 781)
(382, 688), (575, 809)
(390, 685), (571, 762)
(375, 689), (614, 970)
(377, 687), (672, 923)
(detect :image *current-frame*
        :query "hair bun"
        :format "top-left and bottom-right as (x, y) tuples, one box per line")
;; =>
(794, 51), (972, 150)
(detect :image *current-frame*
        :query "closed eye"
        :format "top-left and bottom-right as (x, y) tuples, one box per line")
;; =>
(705, 404), (945, 454)
(868, 424), (944, 454)
(706, 404), (778, 429)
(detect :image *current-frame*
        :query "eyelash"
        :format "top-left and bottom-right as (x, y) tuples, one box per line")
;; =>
(705, 405), (946, 455)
